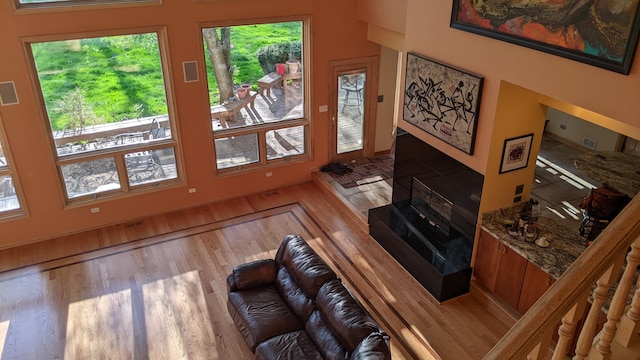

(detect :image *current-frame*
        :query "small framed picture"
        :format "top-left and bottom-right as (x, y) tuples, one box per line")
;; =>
(500, 134), (533, 174)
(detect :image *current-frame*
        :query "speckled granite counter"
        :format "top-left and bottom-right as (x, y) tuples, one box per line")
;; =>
(481, 204), (587, 279)
(575, 151), (640, 196)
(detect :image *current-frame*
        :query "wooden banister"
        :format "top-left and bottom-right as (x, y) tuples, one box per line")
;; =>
(615, 270), (640, 347)
(484, 194), (640, 359)
(592, 240), (640, 358)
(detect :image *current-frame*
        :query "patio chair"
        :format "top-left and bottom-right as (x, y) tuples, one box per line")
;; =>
(341, 74), (364, 114)
(149, 118), (166, 139)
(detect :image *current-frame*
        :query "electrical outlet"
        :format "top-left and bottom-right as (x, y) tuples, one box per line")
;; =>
(266, 172), (272, 177)
(91, 207), (100, 213)
(560, 124), (566, 130)
(188, 188), (196, 193)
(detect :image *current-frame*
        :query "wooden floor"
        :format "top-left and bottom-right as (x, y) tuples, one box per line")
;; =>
(0, 181), (516, 359)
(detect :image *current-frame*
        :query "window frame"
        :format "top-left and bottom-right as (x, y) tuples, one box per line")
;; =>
(0, 115), (28, 221)
(12, 0), (161, 14)
(23, 26), (184, 206)
(198, 16), (313, 176)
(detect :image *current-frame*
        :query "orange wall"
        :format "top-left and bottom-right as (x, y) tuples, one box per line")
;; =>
(357, 0), (407, 35)
(399, 1), (640, 211)
(0, 0), (380, 247)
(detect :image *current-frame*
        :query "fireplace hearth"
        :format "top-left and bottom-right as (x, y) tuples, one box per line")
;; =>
(368, 128), (483, 302)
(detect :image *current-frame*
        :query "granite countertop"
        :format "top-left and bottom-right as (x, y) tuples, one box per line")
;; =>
(575, 151), (640, 197)
(481, 204), (587, 279)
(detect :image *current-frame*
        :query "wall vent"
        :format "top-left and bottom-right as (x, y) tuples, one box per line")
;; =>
(582, 137), (597, 150)
(182, 61), (199, 83)
(0, 81), (19, 106)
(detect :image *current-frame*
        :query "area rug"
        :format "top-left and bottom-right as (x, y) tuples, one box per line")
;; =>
(326, 156), (394, 189)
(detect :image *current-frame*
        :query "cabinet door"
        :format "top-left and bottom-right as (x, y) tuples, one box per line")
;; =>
(473, 229), (501, 291)
(493, 244), (528, 310)
(517, 262), (555, 315)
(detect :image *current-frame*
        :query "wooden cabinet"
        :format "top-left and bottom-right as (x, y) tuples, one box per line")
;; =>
(517, 262), (556, 314)
(473, 229), (501, 290)
(494, 244), (528, 310)
(475, 229), (554, 314)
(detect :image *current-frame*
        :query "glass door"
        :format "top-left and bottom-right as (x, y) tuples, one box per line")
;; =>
(329, 57), (378, 162)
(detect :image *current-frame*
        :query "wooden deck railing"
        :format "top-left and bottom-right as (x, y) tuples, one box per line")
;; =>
(485, 193), (640, 359)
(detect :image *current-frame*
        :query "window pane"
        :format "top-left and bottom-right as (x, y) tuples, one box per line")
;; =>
(214, 134), (259, 169)
(31, 34), (171, 157)
(266, 126), (304, 160)
(0, 175), (20, 212)
(61, 158), (121, 199)
(337, 72), (365, 154)
(202, 21), (304, 131)
(0, 141), (7, 171)
(126, 147), (177, 186)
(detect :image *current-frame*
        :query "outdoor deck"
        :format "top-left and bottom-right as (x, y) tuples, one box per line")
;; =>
(211, 79), (363, 167)
(49, 76), (363, 191)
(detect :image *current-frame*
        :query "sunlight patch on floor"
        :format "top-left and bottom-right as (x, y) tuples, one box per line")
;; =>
(537, 155), (596, 189)
(142, 270), (215, 359)
(561, 201), (582, 220)
(65, 289), (133, 359)
(546, 206), (566, 219)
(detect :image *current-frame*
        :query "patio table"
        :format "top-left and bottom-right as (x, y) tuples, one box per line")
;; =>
(211, 90), (257, 128)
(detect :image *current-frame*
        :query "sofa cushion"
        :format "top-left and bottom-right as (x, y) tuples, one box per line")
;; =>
(255, 330), (324, 360)
(275, 267), (316, 322)
(305, 310), (349, 360)
(316, 279), (380, 353)
(350, 333), (391, 360)
(275, 235), (337, 299)
(228, 285), (304, 351)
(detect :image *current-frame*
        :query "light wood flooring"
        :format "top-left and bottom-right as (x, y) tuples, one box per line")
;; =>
(0, 181), (516, 359)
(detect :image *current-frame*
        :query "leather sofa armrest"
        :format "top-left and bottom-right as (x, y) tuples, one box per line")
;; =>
(228, 259), (277, 291)
(350, 332), (391, 360)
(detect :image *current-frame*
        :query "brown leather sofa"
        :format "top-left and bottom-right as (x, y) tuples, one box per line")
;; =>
(227, 234), (391, 359)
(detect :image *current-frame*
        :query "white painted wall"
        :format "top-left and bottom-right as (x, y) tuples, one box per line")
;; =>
(546, 107), (620, 151)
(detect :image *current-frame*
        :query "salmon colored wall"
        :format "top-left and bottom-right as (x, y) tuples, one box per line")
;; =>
(357, 0), (407, 35)
(400, 1), (640, 211)
(0, 0), (380, 247)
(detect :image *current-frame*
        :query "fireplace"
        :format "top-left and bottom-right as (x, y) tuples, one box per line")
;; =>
(368, 128), (483, 301)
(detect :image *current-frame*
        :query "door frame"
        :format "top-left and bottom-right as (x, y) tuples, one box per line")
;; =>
(328, 56), (379, 162)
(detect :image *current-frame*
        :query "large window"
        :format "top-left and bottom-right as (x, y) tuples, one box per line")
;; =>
(28, 30), (181, 203)
(201, 18), (310, 173)
(0, 116), (26, 219)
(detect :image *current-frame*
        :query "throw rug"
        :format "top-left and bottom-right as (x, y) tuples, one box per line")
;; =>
(324, 156), (394, 189)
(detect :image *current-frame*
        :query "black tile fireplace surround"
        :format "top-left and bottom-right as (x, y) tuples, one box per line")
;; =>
(368, 128), (484, 302)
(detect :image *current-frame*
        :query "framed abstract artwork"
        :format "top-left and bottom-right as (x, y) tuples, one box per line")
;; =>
(500, 134), (534, 174)
(402, 52), (483, 155)
(450, 0), (640, 74)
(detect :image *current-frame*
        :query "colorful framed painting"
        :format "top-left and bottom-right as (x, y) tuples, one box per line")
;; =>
(450, 0), (640, 74)
(402, 52), (483, 155)
(500, 134), (534, 174)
